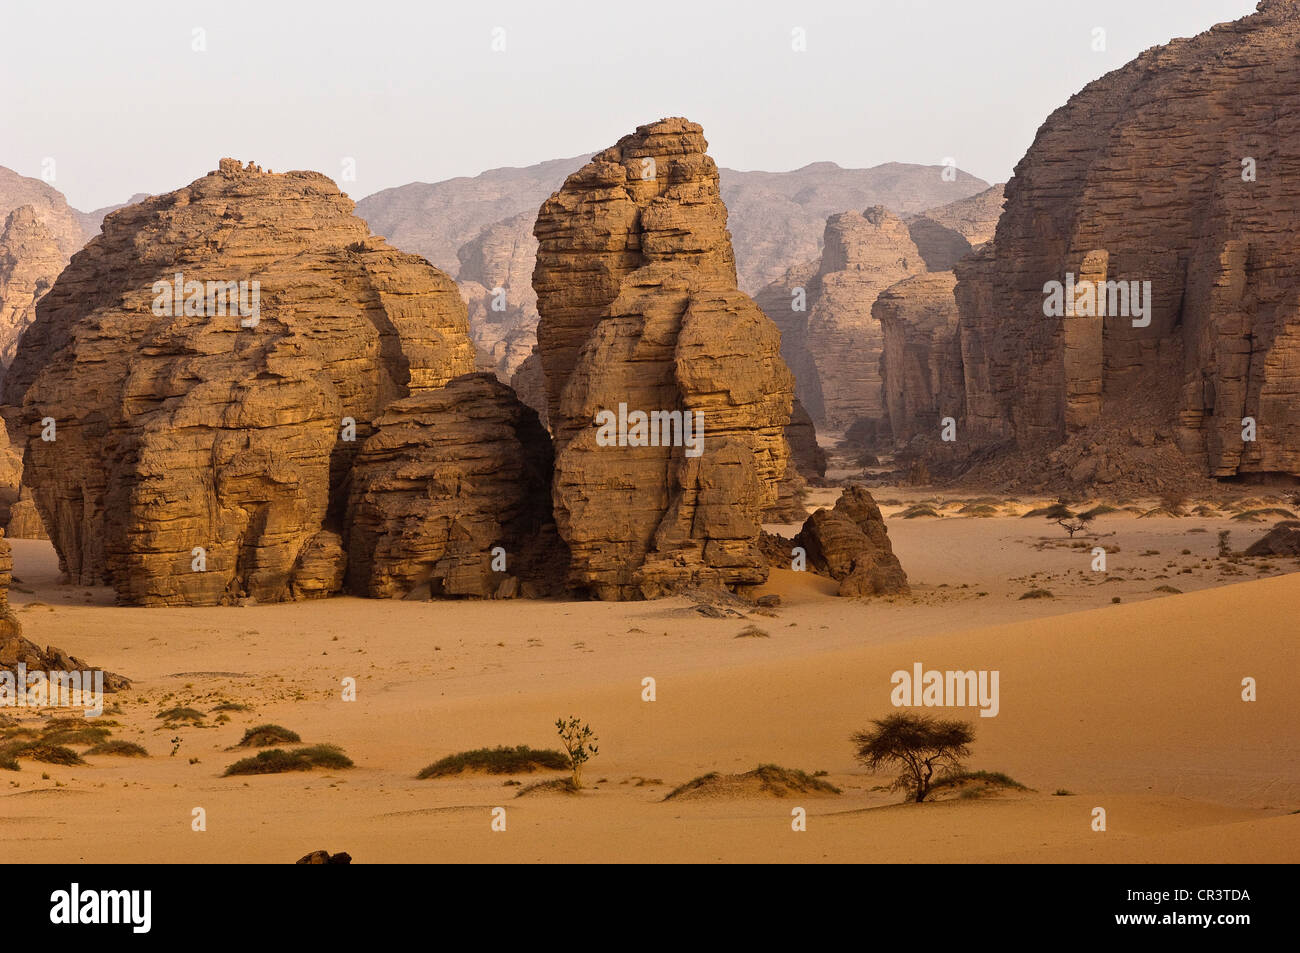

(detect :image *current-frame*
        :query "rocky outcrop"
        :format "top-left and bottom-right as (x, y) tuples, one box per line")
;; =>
(0, 207), (67, 376)
(792, 485), (909, 596)
(756, 207), (927, 433)
(721, 162), (990, 292)
(5, 488), (47, 540)
(802, 208), (925, 431)
(875, 272), (965, 445)
(1243, 520), (1300, 557)
(345, 373), (562, 599)
(906, 185), (1005, 272)
(533, 119), (795, 599)
(954, 1), (1300, 480)
(4, 159), (475, 606)
(0, 166), (91, 257)
(0, 422), (21, 530)
(455, 210), (540, 378)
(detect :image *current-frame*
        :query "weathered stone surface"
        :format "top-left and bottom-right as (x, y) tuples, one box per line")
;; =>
(756, 208), (927, 433)
(786, 398), (827, 480)
(803, 207), (925, 430)
(954, 1), (1300, 480)
(791, 485), (909, 597)
(534, 119), (795, 599)
(1243, 520), (1300, 557)
(509, 348), (549, 429)
(876, 272), (965, 445)
(0, 165), (91, 258)
(0, 420), (21, 529)
(456, 210), (540, 379)
(5, 487), (47, 540)
(754, 258), (823, 418)
(721, 162), (990, 292)
(906, 185), (1005, 272)
(345, 372), (562, 599)
(0, 207), (66, 376)
(4, 159), (475, 605)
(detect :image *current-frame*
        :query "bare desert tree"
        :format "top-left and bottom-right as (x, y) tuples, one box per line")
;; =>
(852, 712), (974, 803)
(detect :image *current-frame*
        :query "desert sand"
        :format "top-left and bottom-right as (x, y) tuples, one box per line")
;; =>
(3, 503), (1295, 863)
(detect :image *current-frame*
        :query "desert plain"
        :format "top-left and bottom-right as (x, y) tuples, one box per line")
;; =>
(2, 482), (1295, 864)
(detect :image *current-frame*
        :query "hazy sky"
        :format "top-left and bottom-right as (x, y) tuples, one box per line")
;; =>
(1, 0), (1259, 211)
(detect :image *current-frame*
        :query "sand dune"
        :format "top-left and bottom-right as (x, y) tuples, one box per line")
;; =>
(2, 517), (1295, 863)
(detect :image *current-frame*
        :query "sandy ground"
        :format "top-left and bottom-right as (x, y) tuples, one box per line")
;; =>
(2, 503), (1297, 863)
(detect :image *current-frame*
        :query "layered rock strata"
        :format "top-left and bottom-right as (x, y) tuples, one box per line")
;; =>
(533, 119), (795, 599)
(3, 159), (475, 605)
(345, 373), (563, 599)
(954, 0), (1300, 479)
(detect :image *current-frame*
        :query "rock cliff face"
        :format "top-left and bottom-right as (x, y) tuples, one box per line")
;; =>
(0, 167), (104, 391)
(533, 119), (795, 599)
(345, 372), (561, 599)
(761, 208), (924, 431)
(357, 159), (990, 395)
(721, 162), (989, 292)
(875, 272), (965, 445)
(0, 207), (67, 373)
(905, 185), (1005, 272)
(954, 0), (1300, 480)
(4, 159), (475, 605)
(455, 210), (539, 378)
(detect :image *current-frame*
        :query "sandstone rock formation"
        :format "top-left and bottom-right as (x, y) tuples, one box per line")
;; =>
(533, 119), (795, 599)
(786, 399), (827, 480)
(509, 348), (549, 428)
(1243, 520), (1300, 557)
(760, 208), (924, 432)
(721, 162), (990, 292)
(0, 422), (21, 530)
(345, 372), (562, 599)
(0, 207), (67, 374)
(455, 210), (539, 378)
(0, 168), (106, 391)
(791, 485), (909, 596)
(953, 1), (1300, 481)
(0, 166), (92, 257)
(875, 272), (965, 445)
(4, 159), (476, 606)
(905, 185), (1005, 272)
(5, 488), (47, 540)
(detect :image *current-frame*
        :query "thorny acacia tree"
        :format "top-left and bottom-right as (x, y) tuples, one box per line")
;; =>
(852, 712), (974, 803)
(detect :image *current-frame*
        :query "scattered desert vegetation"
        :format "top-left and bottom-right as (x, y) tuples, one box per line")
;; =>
(235, 724), (302, 748)
(555, 716), (599, 789)
(417, 745), (568, 779)
(664, 764), (841, 801)
(223, 744), (353, 776)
